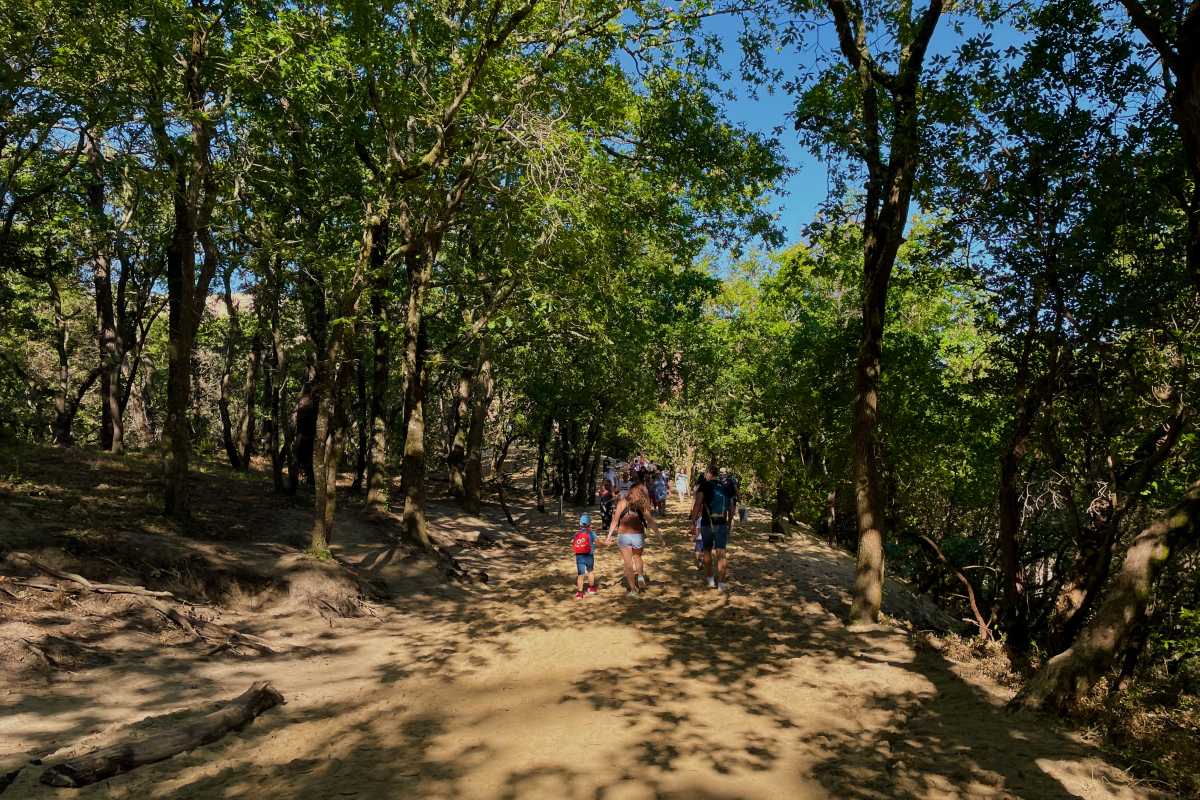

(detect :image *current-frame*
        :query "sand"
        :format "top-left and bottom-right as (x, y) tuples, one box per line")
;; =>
(1, 497), (1156, 799)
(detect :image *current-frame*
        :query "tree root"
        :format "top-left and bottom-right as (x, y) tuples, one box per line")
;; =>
(7, 552), (276, 656)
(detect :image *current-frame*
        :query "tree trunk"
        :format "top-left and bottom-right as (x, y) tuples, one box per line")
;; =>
(400, 321), (432, 547)
(535, 415), (550, 513)
(162, 203), (196, 518)
(825, 0), (943, 628)
(351, 345), (369, 495)
(85, 131), (123, 454)
(771, 480), (793, 534)
(157, 17), (219, 520)
(218, 270), (243, 470)
(464, 342), (494, 515)
(398, 243), (436, 550)
(573, 416), (600, 506)
(447, 363), (473, 499)
(848, 260), (890, 625)
(1012, 479), (1200, 713)
(364, 222), (391, 510)
(264, 335), (284, 493)
(235, 329), (261, 470)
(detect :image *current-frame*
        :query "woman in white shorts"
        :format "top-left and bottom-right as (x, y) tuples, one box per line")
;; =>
(604, 472), (662, 596)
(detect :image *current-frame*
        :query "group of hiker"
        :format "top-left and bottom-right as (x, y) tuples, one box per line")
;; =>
(571, 459), (740, 599)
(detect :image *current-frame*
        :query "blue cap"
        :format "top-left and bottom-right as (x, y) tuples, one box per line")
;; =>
(579, 513), (591, 526)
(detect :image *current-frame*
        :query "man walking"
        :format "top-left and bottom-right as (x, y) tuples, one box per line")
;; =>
(691, 464), (732, 591)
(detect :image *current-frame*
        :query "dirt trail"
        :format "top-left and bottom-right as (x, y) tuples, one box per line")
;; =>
(2, 497), (1154, 799)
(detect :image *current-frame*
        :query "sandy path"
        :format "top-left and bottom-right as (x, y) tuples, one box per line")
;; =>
(2, 499), (1153, 799)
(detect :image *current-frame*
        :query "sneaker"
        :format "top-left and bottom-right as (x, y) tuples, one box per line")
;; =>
(626, 590), (640, 598)
(586, 586), (598, 595)
(717, 582), (728, 593)
(636, 574), (647, 589)
(707, 576), (717, 589)
(574, 591), (585, 600)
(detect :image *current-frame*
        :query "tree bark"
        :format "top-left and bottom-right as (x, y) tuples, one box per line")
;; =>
(84, 130), (123, 453)
(447, 363), (473, 499)
(351, 344), (369, 495)
(398, 243), (436, 550)
(156, 18), (220, 519)
(1046, 404), (1189, 652)
(40, 682), (284, 788)
(535, 415), (550, 513)
(218, 269), (243, 470)
(1012, 479), (1200, 713)
(364, 220), (391, 510)
(827, 0), (944, 625)
(463, 341), (494, 515)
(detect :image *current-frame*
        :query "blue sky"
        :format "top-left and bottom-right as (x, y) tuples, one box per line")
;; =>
(698, 9), (1029, 248)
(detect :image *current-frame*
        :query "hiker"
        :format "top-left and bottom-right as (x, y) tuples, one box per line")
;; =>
(572, 513), (599, 599)
(653, 470), (668, 515)
(691, 464), (732, 591)
(719, 467), (741, 527)
(598, 478), (616, 529)
(675, 469), (688, 500)
(603, 459), (617, 488)
(605, 471), (662, 596)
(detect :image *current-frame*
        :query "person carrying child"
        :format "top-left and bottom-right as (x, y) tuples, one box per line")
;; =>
(572, 513), (599, 599)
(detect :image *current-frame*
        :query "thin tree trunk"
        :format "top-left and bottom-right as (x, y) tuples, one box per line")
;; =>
(535, 415), (550, 513)
(848, 261), (890, 625)
(218, 270), (243, 470)
(351, 345), (369, 495)
(163, 196), (196, 518)
(399, 243), (436, 550)
(235, 329), (262, 470)
(158, 17), (219, 520)
(463, 342), (493, 515)
(826, 0), (943, 627)
(400, 320), (432, 547)
(447, 364), (473, 499)
(85, 130), (122, 453)
(1012, 479), (1200, 713)
(364, 221), (390, 510)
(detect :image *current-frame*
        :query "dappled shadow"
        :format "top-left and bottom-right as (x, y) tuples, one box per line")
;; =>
(1, 446), (1154, 798)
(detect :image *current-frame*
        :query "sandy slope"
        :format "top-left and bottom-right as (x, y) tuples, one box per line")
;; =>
(1, 496), (1155, 800)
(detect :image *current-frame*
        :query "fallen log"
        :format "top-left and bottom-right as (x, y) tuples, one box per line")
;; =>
(40, 681), (285, 788)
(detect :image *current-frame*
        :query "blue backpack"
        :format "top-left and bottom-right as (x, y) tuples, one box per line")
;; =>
(707, 482), (730, 523)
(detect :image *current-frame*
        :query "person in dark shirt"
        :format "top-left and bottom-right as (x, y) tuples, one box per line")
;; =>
(690, 464), (732, 591)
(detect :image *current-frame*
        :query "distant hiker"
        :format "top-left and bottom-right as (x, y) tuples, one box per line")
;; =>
(598, 479), (616, 529)
(604, 459), (617, 487)
(719, 468), (741, 527)
(572, 513), (599, 599)
(692, 464), (732, 591)
(675, 469), (688, 499)
(653, 471), (668, 515)
(605, 472), (662, 596)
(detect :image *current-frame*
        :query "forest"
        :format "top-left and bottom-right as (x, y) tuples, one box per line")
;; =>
(2, 0), (1199, 796)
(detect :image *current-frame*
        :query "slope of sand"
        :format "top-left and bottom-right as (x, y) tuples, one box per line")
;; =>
(2, 497), (1155, 799)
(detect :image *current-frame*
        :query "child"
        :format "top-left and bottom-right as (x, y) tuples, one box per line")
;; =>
(572, 513), (598, 599)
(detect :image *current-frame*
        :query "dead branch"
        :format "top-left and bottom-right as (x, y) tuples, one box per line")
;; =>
(39, 682), (285, 787)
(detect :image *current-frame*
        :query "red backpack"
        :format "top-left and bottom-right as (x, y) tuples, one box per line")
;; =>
(572, 529), (592, 555)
